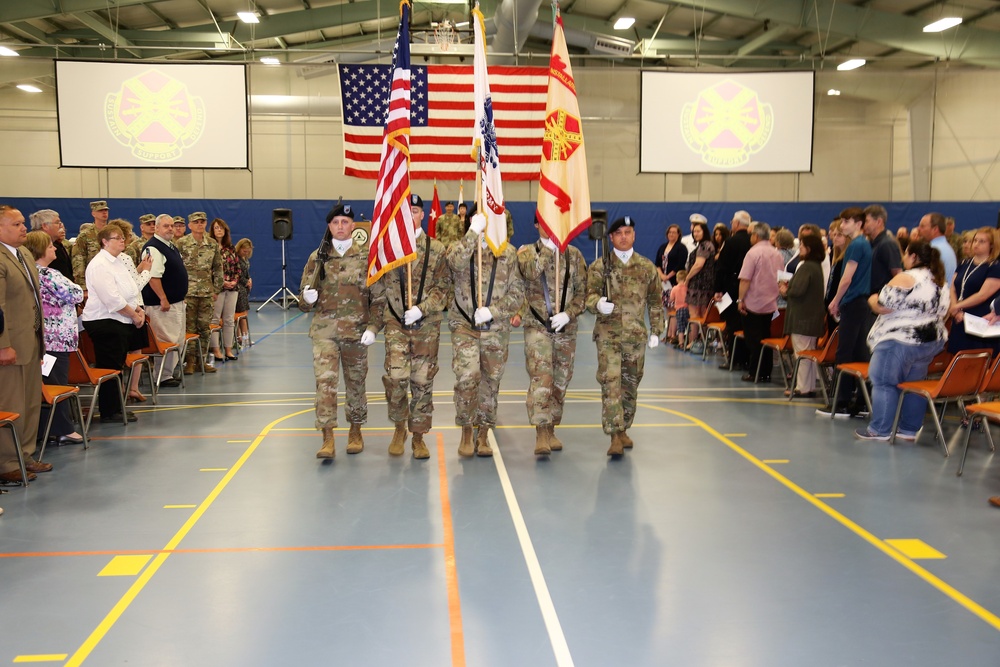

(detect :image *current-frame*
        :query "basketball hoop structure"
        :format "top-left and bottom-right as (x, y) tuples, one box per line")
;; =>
(434, 20), (457, 52)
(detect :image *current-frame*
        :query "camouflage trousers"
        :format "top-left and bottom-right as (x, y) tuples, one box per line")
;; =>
(451, 324), (511, 427)
(184, 295), (214, 364)
(383, 321), (441, 434)
(595, 334), (646, 435)
(312, 336), (368, 429)
(523, 326), (577, 426)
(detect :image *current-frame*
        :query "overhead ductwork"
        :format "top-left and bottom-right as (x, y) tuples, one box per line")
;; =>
(491, 0), (545, 62)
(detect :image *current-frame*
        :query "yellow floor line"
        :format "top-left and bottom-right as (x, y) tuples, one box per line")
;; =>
(13, 655), (69, 663)
(199, 468), (229, 472)
(162, 505), (196, 509)
(97, 555), (153, 577)
(885, 539), (947, 559)
(813, 493), (846, 498)
(762, 459), (789, 464)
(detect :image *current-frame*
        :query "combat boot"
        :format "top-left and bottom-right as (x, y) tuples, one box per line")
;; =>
(458, 426), (474, 457)
(183, 360), (196, 375)
(534, 425), (552, 456)
(411, 433), (430, 460)
(475, 426), (493, 457)
(607, 432), (624, 457)
(548, 425), (563, 451)
(203, 359), (217, 374)
(346, 423), (364, 454)
(388, 422), (407, 456)
(620, 431), (634, 449)
(316, 427), (335, 459)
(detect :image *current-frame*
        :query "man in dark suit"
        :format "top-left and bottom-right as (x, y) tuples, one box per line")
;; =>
(714, 210), (753, 369)
(0, 205), (47, 484)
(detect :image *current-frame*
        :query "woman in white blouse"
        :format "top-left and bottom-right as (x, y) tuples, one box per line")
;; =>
(81, 226), (148, 423)
(108, 219), (152, 402)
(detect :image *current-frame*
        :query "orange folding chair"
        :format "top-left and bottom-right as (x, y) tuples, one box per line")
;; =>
(753, 310), (790, 384)
(140, 324), (184, 387)
(37, 385), (90, 461)
(788, 327), (839, 404)
(686, 300), (722, 359)
(233, 311), (252, 352)
(0, 412), (29, 487)
(829, 362), (872, 418)
(68, 349), (126, 432)
(888, 348), (992, 455)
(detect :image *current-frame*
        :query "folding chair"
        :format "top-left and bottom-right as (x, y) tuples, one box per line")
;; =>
(926, 349), (954, 377)
(753, 310), (790, 384)
(957, 401), (1000, 476)
(704, 320), (727, 362)
(889, 348), (992, 455)
(0, 412), (29, 487)
(140, 324), (185, 387)
(830, 362), (872, 418)
(68, 349), (126, 432)
(182, 332), (206, 374)
(787, 327), (839, 404)
(126, 351), (157, 404)
(685, 301), (721, 358)
(975, 354), (1000, 403)
(37, 385), (90, 461)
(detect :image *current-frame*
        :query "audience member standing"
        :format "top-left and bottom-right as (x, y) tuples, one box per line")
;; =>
(142, 214), (189, 387)
(71, 200), (110, 290)
(234, 238), (254, 347)
(918, 212), (958, 286)
(781, 235), (827, 397)
(209, 218), (239, 362)
(30, 209), (73, 281)
(864, 204), (902, 296)
(714, 210), (752, 367)
(737, 223), (784, 383)
(177, 212), (222, 374)
(948, 227), (1000, 355)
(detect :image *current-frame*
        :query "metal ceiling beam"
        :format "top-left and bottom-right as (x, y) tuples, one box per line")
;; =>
(649, 0), (1000, 68)
(723, 24), (790, 65)
(0, 0), (156, 23)
(73, 11), (142, 57)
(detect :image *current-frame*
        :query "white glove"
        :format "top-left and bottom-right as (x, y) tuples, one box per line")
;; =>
(596, 297), (614, 315)
(474, 307), (494, 325)
(303, 288), (319, 305)
(403, 306), (423, 325)
(360, 330), (376, 346)
(550, 312), (570, 332)
(470, 213), (487, 235)
(648, 334), (659, 349)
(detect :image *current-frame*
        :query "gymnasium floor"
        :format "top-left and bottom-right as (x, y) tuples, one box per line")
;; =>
(2, 308), (1000, 667)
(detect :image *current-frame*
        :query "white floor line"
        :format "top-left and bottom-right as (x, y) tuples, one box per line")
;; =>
(490, 432), (575, 667)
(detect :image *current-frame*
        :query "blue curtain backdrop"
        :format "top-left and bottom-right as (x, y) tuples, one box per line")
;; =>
(4, 197), (998, 299)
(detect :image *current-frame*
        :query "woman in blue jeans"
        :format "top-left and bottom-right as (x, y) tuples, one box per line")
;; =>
(855, 240), (950, 441)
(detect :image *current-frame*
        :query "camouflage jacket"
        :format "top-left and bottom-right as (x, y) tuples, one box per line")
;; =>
(381, 233), (451, 330)
(71, 223), (100, 288)
(125, 237), (151, 266)
(435, 213), (464, 247)
(298, 241), (386, 341)
(176, 235), (223, 297)
(586, 252), (664, 342)
(516, 242), (587, 332)
(446, 228), (524, 331)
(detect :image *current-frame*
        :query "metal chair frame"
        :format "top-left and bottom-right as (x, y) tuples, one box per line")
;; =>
(0, 411), (29, 487)
(68, 349), (126, 432)
(957, 401), (1000, 476)
(788, 327), (839, 404)
(829, 362), (873, 418)
(37, 385), (90, 461)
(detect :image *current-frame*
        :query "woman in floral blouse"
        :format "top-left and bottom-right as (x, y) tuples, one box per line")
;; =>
(210, 218), (241, 361)
(25, 231), (85, 445)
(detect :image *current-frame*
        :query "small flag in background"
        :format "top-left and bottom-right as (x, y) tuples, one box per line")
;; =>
(366, 0), (417, 285)
(429, 181), (443, 238)
(471, 4), (507, 256)
(458, 180), (464, 208)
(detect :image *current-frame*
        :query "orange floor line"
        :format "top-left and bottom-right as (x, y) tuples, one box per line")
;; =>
(92, 432), (393, 441)
(437, 432), (466, 667)
(0, 543), (443, 559)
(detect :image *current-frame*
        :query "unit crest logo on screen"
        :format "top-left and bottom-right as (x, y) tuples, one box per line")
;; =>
(680, 79), (773, 168)
(104, 69), (206, 163)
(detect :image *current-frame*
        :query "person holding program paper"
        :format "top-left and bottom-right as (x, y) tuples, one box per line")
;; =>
(854, 240), (949, 442)
(948, 227), (1000, 355)
(780, 235), (826, 398)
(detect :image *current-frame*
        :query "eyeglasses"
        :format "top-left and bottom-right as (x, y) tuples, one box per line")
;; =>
(107, 236), (124, 241)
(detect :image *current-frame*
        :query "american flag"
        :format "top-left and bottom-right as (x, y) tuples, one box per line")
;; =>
(366, 1), (417, 286)
(340, 63), (548, 181)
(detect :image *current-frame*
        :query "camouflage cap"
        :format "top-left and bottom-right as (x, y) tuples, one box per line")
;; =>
(608, 216), (635, 235)
(90, 200), (109, 212)
(188, 212), (207, 223)
(139, 214), (156, 225)
(172, 216), (186, 225)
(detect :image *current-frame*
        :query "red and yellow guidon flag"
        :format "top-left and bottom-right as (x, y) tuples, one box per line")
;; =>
(535, 8), (591, 251)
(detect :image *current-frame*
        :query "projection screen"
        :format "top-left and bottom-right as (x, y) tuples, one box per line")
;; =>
(55, 60), (249, 169)
(640, 71), (815, 173)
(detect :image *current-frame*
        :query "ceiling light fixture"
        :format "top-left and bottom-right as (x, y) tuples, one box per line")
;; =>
(0, 47), (19, 57)
(17, 84), (42, 93)
(259, 57), (279, 65)
(827, 89), (841, 96)
(613, 17), (635, 30)
(923, 17), (962, 32)
(837, 58), (866, 71)
(237, 11), (260, 23)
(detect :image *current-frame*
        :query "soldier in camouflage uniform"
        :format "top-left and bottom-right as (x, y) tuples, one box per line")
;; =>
(585, 216), (664, 457)
(71, 200), (110, 290)
(126, 214), (156, 265)
(172, 216), (187, 238)
(435, 201), (464, 247)
(447, 212), (524, 457)
(177, 212), (223, 374)
(516, 220), (587, 455)
(380, 194), (451, 459)
(299, 204), (385, 459)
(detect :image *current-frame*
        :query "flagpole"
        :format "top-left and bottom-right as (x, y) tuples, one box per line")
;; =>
(475, 162), (484, 310)
(554, 250), (560, 315)
(407, 263), (413, 309)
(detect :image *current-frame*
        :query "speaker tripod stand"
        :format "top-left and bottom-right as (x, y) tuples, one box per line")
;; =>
(257, 238), (299, 311)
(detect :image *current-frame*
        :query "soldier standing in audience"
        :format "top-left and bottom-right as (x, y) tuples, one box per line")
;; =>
(435, 201), (464, 248)
(586, 216), (663, 457)
(516, 219), (587, 455)
(447, 212), (524, 457)
(71, 200), (110, 290)
(172, 216), (187, 238)
(126, 214), (156, 265)
(300, 204), (385, 459)
(380, 194), (451, 459)
(177, 212), (222, 374)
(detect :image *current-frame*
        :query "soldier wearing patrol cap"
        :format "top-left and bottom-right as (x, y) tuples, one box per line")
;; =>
(172, 216), (187, 238)
(585, 215), (663, 457)
(71, 200), (111, 289)
(378, 193), (451, 459)
(126, 214), (157, 265)
(516, 218), (587, 455)
(436, 201), (464, 248)
(177, 212), (223, 374)
(300, 203), (386, 460)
